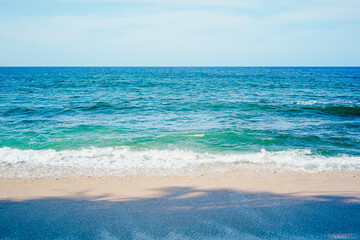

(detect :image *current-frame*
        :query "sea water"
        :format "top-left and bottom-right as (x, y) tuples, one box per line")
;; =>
(0, 67), (359, 177)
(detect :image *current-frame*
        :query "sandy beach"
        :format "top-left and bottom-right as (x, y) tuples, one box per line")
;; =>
(1, 0), (360, 236)
(1, 169), (360, 239)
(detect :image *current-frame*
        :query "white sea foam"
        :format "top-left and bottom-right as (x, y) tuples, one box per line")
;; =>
(0, 147), (359, 178)
(295, 101), (317, 105)
(186, 134), (205, 137)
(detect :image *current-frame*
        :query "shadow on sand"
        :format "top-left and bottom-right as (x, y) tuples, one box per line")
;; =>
(1, 187), (359, 239)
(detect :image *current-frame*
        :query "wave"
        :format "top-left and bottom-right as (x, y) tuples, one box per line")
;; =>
(3, 107), (36, 116)
(73, 102), (141, 112)
(294, 101), (317, 105)
(296, 103), (360, 116)
(1, 102), (141, 118)
(322, 105), (360, 116)
(0, 147), (359, 178)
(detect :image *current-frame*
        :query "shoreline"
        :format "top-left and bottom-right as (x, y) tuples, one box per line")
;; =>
(2, 169), (360, 201)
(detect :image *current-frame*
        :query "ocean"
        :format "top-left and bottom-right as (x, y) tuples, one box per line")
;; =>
(0, 67), (359, 177)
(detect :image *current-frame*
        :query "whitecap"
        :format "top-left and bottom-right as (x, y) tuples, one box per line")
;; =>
(0, 147), (359, 178)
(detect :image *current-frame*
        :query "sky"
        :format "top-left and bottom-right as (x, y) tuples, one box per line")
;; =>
(0, 0), (359, 66)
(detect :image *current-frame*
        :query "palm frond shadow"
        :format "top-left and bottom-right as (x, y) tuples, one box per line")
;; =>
(1, 186), (359, 239)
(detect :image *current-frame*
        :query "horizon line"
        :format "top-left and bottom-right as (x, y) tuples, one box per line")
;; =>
(0, 66), (359, 68)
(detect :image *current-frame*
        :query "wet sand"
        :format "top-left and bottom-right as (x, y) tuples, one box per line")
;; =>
(1, 169), (360, 239)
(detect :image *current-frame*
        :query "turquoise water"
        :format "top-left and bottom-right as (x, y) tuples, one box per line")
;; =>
(0, 67), (359, 176)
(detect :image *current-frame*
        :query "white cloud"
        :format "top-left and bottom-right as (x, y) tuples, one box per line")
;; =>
(58, 0), (261, 9)
(0, 0), (359, 65)
(269, 6), (360, 24)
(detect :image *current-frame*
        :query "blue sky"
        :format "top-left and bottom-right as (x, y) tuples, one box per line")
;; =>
(0, 0), (359, 66)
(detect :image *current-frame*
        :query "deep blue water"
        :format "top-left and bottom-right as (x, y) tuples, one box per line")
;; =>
(0, 67), (359, 176)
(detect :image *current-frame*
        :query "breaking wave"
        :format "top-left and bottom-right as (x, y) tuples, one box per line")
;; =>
(1, 147), (359, 178)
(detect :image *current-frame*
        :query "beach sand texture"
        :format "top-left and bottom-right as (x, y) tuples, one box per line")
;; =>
(1, 170), (360, 239)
